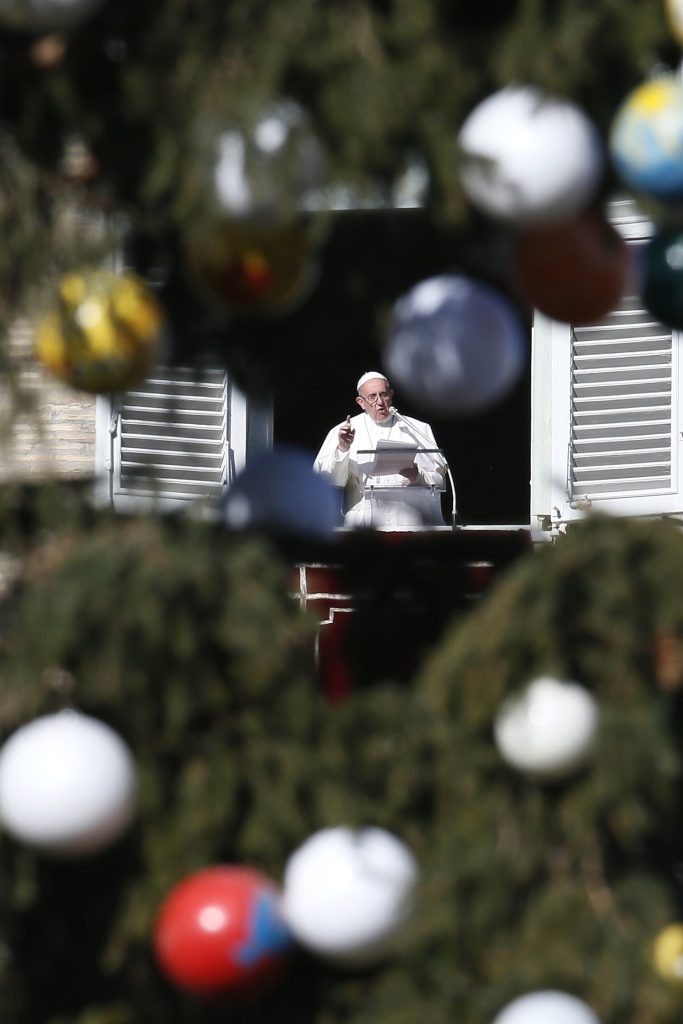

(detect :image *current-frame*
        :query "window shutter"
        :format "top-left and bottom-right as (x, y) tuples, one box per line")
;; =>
(530, 198), (683, 532)
(96, 364), (271, 511)
(115, 366), (228, 502)
(570, 284), (675, 503)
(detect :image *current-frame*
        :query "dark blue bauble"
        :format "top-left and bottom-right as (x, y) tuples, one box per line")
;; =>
(642, 227), (683, 329)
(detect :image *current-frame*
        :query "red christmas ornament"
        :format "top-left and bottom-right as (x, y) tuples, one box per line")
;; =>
(514, 212), (629, 325)
(223, 248), (274, 300)
(154, 865), (294, 1002)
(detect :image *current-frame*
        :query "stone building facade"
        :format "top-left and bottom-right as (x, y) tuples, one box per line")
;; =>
(0, 319), (95, 483)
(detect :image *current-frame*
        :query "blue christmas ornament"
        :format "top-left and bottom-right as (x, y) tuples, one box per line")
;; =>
(642, 225), (683, 328)
(220, 444), (342, 538)
(610, 76), (683, 202)
(383, 274), (527, 416)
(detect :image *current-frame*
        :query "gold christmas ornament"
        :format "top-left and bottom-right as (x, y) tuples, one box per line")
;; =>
(653, 923), (683, 984)
(184, 217), (319, 316)
(36, 269), (163, 393)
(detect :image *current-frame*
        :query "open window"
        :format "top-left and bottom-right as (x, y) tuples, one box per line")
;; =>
(531, 197), (683, 533)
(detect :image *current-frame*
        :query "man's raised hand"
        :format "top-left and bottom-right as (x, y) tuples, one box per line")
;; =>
(338, 416), (355, 452)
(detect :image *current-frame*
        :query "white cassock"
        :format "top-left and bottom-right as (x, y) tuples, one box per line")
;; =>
(313, 411), (448, 530)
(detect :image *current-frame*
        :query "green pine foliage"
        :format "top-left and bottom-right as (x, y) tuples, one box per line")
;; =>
(2, 3), (683, 1022)
(0, 485), (323, 1023)
(0, 0), (677, 365)
(415, 514), (683, 1023)
(4, 491), (683, 1021)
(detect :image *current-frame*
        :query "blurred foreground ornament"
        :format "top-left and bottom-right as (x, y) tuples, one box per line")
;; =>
(492, 990), (601, 1024)
(641, 226), (683, 328)
(35, 269), (163, 393)
(220, 445), (342, 539)
(665, 0), (683, 45)
(29, 30), (67, 67)
(493, 676), (599, 780)
(383, 273), (526, 416)
(58, 134), (100, 184)
(184, 217), (319, 316)
(514, 213), (628, 324)
(0, 710), (137, 857)
(0, 0), (103, 30)
(458, 86), (603, 226)
(204, 99), (325, 223)
(610, 76), (683, 202)
(282, 826), (418, 965)
(184, 99), (325, 316)
(653, 922), (683, 985)
(154, 866), (294, 1002)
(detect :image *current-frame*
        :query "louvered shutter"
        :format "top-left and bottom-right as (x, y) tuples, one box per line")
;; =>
(531, 199), (683, 532)
(94, 366), (231, 511)
(95, 365), (271, 511)
(570, 280), (676, 503)
(114, 367), (228, 502)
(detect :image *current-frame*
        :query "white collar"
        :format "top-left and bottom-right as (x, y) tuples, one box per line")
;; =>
(364, 412), (395, 430)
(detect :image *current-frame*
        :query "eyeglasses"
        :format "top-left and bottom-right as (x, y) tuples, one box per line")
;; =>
(359, 389), (392, 405)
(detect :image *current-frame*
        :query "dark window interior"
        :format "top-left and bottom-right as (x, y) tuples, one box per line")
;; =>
(269, 208), (531, 526)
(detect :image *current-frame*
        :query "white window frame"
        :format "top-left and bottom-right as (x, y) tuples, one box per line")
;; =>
(531, 198), (683, 532)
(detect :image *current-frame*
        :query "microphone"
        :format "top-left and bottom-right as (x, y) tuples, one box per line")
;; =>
(389, 406), (443, 466)
(389, 407), (459, 530)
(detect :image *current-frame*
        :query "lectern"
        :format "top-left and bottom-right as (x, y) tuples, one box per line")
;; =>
(346, 446), (447, 530)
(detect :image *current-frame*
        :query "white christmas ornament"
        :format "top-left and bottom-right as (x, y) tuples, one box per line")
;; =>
(492, 990), (601, 1024)
(282, 826), (419, 964)
(458, 86), (604, 226)
(494, 676), (599, 780)
(220, 444), (342, 539)
(0, 0), (104, 32)
(0, 710), (137, 857)
(383, 273), (526, 416)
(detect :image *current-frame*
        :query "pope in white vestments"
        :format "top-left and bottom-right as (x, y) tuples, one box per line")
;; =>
(313, 371), (449, 530)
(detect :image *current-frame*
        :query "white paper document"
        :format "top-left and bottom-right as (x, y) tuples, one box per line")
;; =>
(365, 440), (421, 477)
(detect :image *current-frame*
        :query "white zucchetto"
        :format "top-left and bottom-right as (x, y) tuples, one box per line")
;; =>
(356, 371), (389, 393)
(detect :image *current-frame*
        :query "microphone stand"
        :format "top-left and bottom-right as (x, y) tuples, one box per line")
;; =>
(389, 406), (459, 530)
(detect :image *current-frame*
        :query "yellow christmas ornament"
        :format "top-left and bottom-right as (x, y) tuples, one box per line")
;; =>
(184, 217), (319, 316)
(35, 269), (164, 393)
(653, 923), (683, 985)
